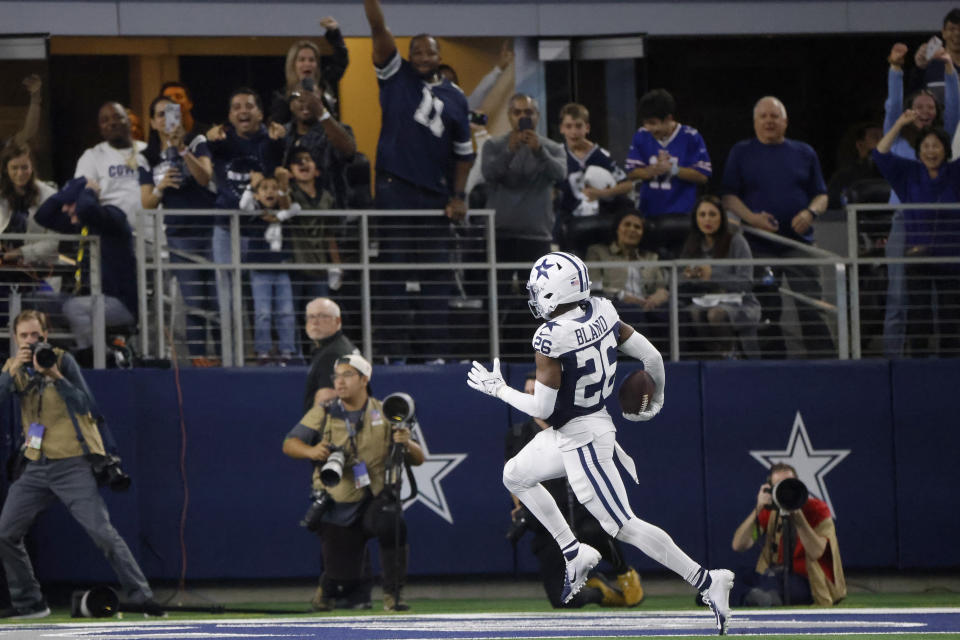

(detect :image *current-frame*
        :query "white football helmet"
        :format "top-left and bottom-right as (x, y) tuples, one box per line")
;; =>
(583, 165), (616, 190)
(526, 252), (592, 319)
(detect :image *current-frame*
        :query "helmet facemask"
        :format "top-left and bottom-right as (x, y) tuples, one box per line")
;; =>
(526, 281), (552, 319)
(525, 252), (592, 320)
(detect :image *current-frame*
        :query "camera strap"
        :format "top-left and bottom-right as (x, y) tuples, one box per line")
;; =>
(332, 398), (366, 456)
(64, 400), (93, 458)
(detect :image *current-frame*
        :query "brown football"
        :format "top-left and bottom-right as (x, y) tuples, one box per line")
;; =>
(618, 370), (656, 414)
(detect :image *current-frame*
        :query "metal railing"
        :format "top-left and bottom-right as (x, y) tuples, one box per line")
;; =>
(1, 232), (106, 366)
(135, 208), (857, 364)
(846, 202), (960, 359)
(6, 202), (959, 367)
(136, 209), (499, 365)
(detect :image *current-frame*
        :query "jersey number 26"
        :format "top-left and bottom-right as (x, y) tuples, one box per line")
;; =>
(574, 333), (618, 408)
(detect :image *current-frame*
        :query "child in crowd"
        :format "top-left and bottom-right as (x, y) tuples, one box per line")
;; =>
(288, 148), (343, 292)
(554, 103), (632, 247)
(240, 171), (299, 365)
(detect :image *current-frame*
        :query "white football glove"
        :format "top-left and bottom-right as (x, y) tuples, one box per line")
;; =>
(466, 358), (505, 398)
(623, 395), (663, 422)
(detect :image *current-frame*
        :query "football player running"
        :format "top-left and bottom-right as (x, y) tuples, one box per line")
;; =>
(467, 252), (734, 635)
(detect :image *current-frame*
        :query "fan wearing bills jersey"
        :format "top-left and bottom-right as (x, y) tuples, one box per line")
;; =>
(625, 89), (712, 257)
(467, 251), (734, 635)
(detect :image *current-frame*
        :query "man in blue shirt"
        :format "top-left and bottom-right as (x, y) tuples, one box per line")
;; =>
(721, 96), (833, 358)
(626, 89), (711, 257)
(364, 0), (475, 361)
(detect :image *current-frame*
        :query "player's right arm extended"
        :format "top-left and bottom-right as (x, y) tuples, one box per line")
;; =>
(496, 381), (557, 419)
(497, 353), (559, 419)
(466, 355), (558, 419)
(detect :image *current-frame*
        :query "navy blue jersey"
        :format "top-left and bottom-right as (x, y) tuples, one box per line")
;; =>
(721, 138), (826, 244)
(208, 126), (285, 211)
(531, 297), (622, 428)
(242, 201), (293, 264)
(138, 137), (216, 235)
(626, 124), (711, 216)
(556, 143), (627, 219)
(375, 51), (474, 195)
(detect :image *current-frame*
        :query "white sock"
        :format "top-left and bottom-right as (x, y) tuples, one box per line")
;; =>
(514, 484), (576, 550)
(616, 517), (705, 587)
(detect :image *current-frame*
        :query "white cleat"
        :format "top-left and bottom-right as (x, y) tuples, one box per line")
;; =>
(700, 569), (734, 635)
(560, 544), (601, 604)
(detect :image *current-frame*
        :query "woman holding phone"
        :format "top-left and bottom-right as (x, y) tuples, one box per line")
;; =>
(270, 17), (350, 123)
(138, 95), (218, 363)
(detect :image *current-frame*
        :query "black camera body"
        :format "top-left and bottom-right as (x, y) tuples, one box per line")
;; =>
(506, 505), (532, 543)
(301, 489), (334, 531)
(87, 453), (131, 492)
(763, 477), (808, 512)
(29, 341), (57, 369)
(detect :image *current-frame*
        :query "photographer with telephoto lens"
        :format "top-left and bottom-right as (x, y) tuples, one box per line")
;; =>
(0, 310), (161, 619)
(282, 354), (423, 612)
(730, 463), (846, 607)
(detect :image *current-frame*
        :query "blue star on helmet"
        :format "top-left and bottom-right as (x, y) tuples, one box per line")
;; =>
(542, 320), (559, 332)
(535, 258), (554, 280)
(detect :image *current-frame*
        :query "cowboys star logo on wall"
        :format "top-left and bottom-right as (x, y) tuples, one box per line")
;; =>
(397, 422), (466, 524)
(749, 411), (850, 517)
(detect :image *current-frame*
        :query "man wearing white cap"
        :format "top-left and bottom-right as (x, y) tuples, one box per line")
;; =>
(283, 354), (423, 612)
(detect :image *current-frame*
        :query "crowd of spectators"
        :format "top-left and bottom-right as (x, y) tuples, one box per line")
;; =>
(3, 4), (960, 363)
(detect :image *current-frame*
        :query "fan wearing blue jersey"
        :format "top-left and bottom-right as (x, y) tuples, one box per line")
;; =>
(466, 252), (734, 635)
(364, 0), (475, 359)
(626, 89), (712, 256)
(364, 0), (474, 217)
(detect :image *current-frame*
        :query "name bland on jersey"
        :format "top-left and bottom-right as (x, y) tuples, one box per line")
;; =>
(574, 315), (609, 346)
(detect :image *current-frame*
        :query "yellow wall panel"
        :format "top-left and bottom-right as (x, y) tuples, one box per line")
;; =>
(50, 34), (510, 180)
(339, 36), (506, 176)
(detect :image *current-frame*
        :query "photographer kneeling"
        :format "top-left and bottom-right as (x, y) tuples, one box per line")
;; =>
(283, 355), (423, 612)
(730, 463), (846, 607)
(0, 310), (161, 618)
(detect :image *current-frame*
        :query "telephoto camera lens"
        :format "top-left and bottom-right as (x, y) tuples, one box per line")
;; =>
(31, 342), (57, 369)
(382, 393), (415, 424)
(320, 449), (345, 487)
(771, 477), (808, 511)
